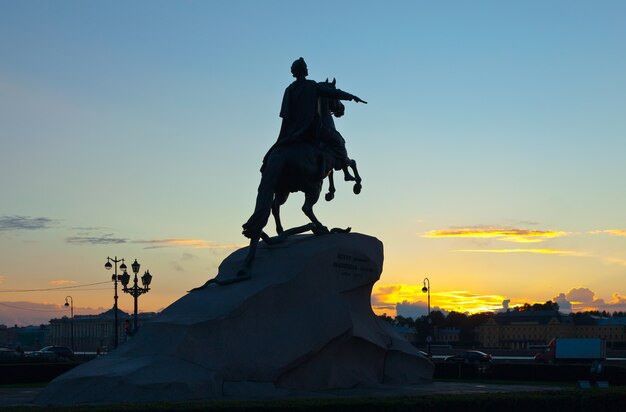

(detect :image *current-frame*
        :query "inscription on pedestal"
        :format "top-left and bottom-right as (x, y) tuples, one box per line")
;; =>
(333, 253), (374, 278)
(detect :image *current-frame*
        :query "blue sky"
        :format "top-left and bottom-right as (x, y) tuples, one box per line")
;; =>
(1, 1), (625, 324)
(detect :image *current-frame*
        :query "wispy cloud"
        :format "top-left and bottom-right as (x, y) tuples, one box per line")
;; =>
(455, 249), (626, 267)
(0, 301), (107, 327)
(49, 280), (77, 285)
(455, 248), (583, 256)
(0, 215), (55, 232)
(422, 226), (568, 243)
(591, 229), (626, 237)
(599, 256), (626, 267)
(133, 239), (246, 249)
(66, 234), (128, 245)
(65, 231), (244, 250)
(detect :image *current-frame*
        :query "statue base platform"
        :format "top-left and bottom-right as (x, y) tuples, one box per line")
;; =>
(35, 233), (433, 405)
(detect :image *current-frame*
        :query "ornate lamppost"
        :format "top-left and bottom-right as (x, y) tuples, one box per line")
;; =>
(64, 296), (74, 351)
(105, 256), (127, 349)
(422, 277), (431, 357)
(121, 259), (153, 334)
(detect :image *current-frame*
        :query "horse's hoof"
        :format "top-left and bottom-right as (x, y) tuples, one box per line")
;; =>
(325, 192), (334, 201)
(353, 183), (362, 194)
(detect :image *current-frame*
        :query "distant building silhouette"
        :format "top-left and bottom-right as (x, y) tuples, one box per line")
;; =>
(0, 324), (49, 350)
(49, 307), (157, 352)
(479, 310), (626, 349)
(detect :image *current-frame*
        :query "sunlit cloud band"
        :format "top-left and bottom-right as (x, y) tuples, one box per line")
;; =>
(422, 227), (568, 243)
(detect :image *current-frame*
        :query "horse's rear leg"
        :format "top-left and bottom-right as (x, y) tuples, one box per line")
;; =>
(348, 159), (362, 194)
(302, 190), (328, 234)
(242, 153), (286, 239)
(325, 171), (336, 201)
(238, 236), (259, 278)
(272, 191), (289, 234)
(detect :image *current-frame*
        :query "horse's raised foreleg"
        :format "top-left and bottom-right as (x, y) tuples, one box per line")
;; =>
(272, 191), (289, 234)
(342, 165), (355, 182)
(348, 159), (362, 194)
(325, 171), (336, 201)
(302, 190), (328, 235)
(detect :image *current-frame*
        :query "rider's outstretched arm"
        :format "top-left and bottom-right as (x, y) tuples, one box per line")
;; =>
(316, 84), (367, 104)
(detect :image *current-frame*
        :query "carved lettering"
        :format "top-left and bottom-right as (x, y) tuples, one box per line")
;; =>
(333, 253), (374, 279)
(333, 262), (358, 270)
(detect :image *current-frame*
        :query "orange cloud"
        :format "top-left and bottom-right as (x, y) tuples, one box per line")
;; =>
(48, 280), (77, 285)
(422, 227), (568, 243)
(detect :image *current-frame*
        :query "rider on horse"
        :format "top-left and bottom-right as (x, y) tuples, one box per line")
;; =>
(243, 58), (366, 241)
(261, 57), (366, 178)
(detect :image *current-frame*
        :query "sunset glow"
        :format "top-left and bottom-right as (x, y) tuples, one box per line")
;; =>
(1, 2), (625, 326)
(371, 284), (516, 317)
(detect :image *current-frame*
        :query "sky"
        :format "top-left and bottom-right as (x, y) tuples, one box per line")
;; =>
(1, 1), (625, 325)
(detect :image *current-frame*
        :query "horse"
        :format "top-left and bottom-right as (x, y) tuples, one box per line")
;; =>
(237, 79), (362, 280)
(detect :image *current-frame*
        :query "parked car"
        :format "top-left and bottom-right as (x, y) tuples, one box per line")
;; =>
(444, 350), (492, 364)
(27, 346), (75, 361)
(0, 348), (24, 362)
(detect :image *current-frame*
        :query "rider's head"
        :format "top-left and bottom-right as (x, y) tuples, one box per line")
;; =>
(291, 57), (308, 78)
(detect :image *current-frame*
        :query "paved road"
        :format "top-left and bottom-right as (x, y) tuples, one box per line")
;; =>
(0, 382), (563, 408)
(0, 387), (44, 407)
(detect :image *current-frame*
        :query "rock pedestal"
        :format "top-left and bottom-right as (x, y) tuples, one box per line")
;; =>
(35, 233), (433, 405)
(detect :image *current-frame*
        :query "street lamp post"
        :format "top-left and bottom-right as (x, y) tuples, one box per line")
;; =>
(64, 296), (74, 351)
(121, 259), (153, 334)
(105, 256), (127, 349)
(422, 277), (431, 357)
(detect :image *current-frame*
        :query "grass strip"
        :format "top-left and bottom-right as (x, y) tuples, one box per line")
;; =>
(3, 387), (626, 412)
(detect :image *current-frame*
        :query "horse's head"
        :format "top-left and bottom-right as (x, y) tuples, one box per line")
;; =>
(320, 78), (345, 118)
